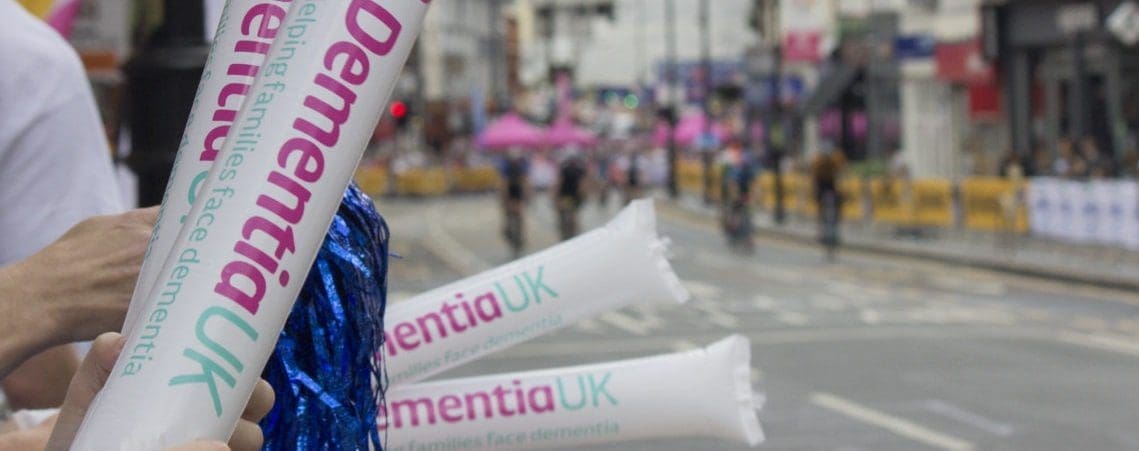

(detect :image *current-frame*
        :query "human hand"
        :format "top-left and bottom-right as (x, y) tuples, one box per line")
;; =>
(9, 208), (157, 344)
(45, 333), (275, 451)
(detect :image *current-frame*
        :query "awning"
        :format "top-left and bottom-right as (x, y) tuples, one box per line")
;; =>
(803, 64), (861, 116)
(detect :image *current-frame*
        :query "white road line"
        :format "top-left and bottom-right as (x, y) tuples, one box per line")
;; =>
(598, 312), (656, 336)
(810, 392), (975, 451)
(691, 303), (741, 329)
(922, 399), (1015, 437)
(422, 219), (490, 275)
(1057, 332), (1139, 357)
(682, 279), (725, 301)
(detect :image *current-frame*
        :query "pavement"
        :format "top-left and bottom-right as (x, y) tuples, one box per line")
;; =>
(673, 194), (1139, 292)
(378, 192), (1139, 451)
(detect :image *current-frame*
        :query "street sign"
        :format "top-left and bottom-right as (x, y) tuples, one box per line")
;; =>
(1108, 1), (1139, 46)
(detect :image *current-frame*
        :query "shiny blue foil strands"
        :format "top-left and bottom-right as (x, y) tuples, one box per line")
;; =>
(261, 184), (389, 451)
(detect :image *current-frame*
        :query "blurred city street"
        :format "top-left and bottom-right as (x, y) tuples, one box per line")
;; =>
(383, 194), (1139, 451)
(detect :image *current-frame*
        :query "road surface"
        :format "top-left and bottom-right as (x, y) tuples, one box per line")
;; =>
(380, 193), (1139, 451)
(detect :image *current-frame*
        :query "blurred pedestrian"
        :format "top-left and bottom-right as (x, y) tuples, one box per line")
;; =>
(1053, 138), (1085, 178)
(0, 0), (129, 411)
(1122, 147), (1138, 179)
(998, 151), (1026, 179)
(1079, 137), (1113, 178)
(1030, 147), (1052, 177)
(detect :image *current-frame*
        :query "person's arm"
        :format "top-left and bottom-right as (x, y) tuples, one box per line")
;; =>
(0, 32), (126, 407)
(0, 208), (156, 378)
(1, 346), (78, 409)
(0, 267), (59, 379)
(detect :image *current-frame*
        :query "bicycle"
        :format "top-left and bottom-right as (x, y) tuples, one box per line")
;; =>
(503, 201), (525, 259)
(555, 197), (580, 242)
(819, 190), (840, 262)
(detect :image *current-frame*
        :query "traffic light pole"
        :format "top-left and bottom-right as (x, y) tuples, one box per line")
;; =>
(770, 45), (786, 225)
(665, 0), (679, 199)
(700, 0), (714, 205)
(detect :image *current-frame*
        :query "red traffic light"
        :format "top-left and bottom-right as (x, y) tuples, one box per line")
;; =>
(390, 101), (408, 119)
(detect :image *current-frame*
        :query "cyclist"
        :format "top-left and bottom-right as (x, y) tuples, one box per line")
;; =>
(811, 145), (846, 262)
(720, 140), (756, 253)
(499, 149), (530, 258)
(553, 149), (589, 241)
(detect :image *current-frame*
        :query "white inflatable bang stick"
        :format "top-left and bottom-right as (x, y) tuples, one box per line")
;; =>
(383, 199), (690, 386)
(123, 0), (293, 334)
(381, 335), (765, 450)
(71, 1), (431, 448)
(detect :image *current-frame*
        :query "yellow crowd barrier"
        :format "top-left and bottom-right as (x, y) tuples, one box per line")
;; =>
(450, 166), (501, 192)
(869, 178), (913, 225)
(782, 173), (812, 216)
(839, 178), (865, 221)
(396, 168), (449, 196)
(910, 179), (954, 227)
(677, 160), (703, 195)
(961, 177), (1028, 233)
(354, 165), (389, 196)
(756, 173), (776, 210)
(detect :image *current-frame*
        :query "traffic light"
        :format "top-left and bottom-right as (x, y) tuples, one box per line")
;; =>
(390, 100), (410, 129)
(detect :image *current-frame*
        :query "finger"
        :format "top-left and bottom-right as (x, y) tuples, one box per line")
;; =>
(65, 333), (123, 411)
(45, 333), (125, 451)
(241, 379), (275, 423)
(227, 421), (264, 451)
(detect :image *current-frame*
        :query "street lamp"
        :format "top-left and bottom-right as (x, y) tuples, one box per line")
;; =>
(665, 0), (679, 199)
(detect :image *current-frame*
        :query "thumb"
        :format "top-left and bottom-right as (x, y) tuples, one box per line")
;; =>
(45, 332), (125, 451)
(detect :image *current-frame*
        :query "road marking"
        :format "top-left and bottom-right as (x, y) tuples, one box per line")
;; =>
(1071, 316), (1110, 331)
(752, 295), (779, 310)
(922, 399), (1014, 437)
(1057, 332), (1139, 357)
(598, 312), (661, 336)
(422, 218), (490, 275)
(691, 303), (741, 328)
(810, 392), (975, 451)
(682, 279), (724, 301)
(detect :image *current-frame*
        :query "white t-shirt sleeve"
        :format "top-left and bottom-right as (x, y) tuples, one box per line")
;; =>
(0, 7), (124, 265)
